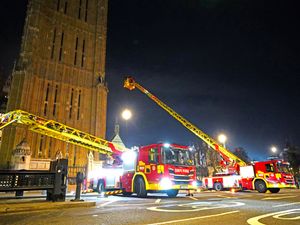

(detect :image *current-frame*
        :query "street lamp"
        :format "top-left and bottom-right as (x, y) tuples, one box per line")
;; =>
(218, 134), (227, 148)
(121, 109), (132, 121)
(271, 146), (277, 153)
(120, 109), (132, 147)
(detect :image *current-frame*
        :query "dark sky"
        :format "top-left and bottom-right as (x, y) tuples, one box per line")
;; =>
(1, 1), (300, 161)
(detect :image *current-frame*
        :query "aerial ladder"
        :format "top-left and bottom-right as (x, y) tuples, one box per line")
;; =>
(123, 76), (247, 171)
(0, 110), (127, 155)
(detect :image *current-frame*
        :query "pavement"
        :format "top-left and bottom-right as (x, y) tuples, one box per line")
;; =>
(0, 191), (96, 214)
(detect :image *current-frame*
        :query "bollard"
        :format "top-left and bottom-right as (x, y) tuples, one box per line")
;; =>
(72, 172), (84, 202)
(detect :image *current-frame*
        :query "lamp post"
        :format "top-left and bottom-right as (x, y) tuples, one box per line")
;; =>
(218, 134), (227, 148)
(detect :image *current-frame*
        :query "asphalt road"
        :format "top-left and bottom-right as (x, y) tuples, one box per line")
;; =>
(0, 189), (299, 225)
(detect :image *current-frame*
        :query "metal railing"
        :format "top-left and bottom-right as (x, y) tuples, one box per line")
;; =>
(0, 159), (68, 201)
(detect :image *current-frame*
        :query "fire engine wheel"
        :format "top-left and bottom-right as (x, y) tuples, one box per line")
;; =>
(166, 189), (179, 198)
(255, 180), (267, 193)
(268, 188), (280, 193)
(97, 180), (105, 194)
(135, 177), (147, 198)
(213, 182), (223, 191)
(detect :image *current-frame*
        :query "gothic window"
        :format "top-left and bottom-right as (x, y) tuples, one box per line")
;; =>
(77, 90), (81, 120)
(53, 84), (59, 116)
(44, 83), (50, 116)
(59, 32), (64, 62)
(78, 0), (82, 19)
(81, 39), (85, 67)
(50, 28), (56, 59)
(69, 88), (74, 118)
(48, 139), (52, 158)
(57, 0), (60, 11)
(74, 37), (78, 65)
(64, 1), (68, 14)
(85, 0), (89, 22)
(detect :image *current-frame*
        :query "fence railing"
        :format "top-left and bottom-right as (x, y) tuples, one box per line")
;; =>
(0, 159), (68, 201)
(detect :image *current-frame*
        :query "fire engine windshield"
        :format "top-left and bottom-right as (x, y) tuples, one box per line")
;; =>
(276, 162), (292, 173)
(162, 147), (194, 166)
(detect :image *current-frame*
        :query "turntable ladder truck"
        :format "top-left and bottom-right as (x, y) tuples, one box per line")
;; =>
(123, 76), (296, 193)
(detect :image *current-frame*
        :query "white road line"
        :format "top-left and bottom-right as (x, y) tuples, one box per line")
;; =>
(99, 200), (118, 207)
(146, 210), (239, 225)
(155, 199), (161, 204)
(273, 202), (300, 208)
(247, 209), (300, 225)
(189, 196), (198, 201)
(262, 195), (296, 200)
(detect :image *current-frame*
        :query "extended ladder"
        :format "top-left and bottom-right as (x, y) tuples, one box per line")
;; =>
(124, 76), (246, 166)
(0, 110), (126, 155)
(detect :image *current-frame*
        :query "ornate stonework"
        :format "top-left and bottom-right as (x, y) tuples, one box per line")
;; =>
(0, 0), (108, 168)
(12, 139), (31, 156)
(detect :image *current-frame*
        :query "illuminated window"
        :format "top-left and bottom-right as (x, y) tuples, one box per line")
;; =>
(265, 164), (274, 172)
(149, 148), (158, 163)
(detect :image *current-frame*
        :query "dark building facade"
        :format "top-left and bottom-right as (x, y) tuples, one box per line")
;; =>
(0, 0), (108, 168)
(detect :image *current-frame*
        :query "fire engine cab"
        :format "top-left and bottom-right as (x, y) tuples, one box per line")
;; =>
(89, 143), (197, 197)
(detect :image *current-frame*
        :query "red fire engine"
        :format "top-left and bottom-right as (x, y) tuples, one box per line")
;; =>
(0, 110), (197, 197)
(203, 159), (295, 193)
(89, 143), (197, 197)
(123, 76), (297, 193)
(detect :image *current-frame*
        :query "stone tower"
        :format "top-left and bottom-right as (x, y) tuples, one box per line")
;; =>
(0, 0), (108, 168)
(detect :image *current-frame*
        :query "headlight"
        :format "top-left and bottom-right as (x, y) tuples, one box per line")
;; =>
(160, 178), (172, 189)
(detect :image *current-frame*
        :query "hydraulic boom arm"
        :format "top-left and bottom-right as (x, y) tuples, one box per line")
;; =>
(0, 110), (126, 155)
(124, 76), (246, 167)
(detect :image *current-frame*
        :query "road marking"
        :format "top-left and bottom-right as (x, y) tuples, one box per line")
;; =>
(273, 210), (300, 220)
(273, 202), (300, 208)
(148, 201), (244, 212)
(189, 196), (198, 200)
(247, 209), (300, 225)
(262, 195), (296, 200)
(155, 199), (161, 204)
(146, 210), (239, 225)
(98, 200), (118, 207)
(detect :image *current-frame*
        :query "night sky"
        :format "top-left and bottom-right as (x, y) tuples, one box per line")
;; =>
(1, 1), (300, 161)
